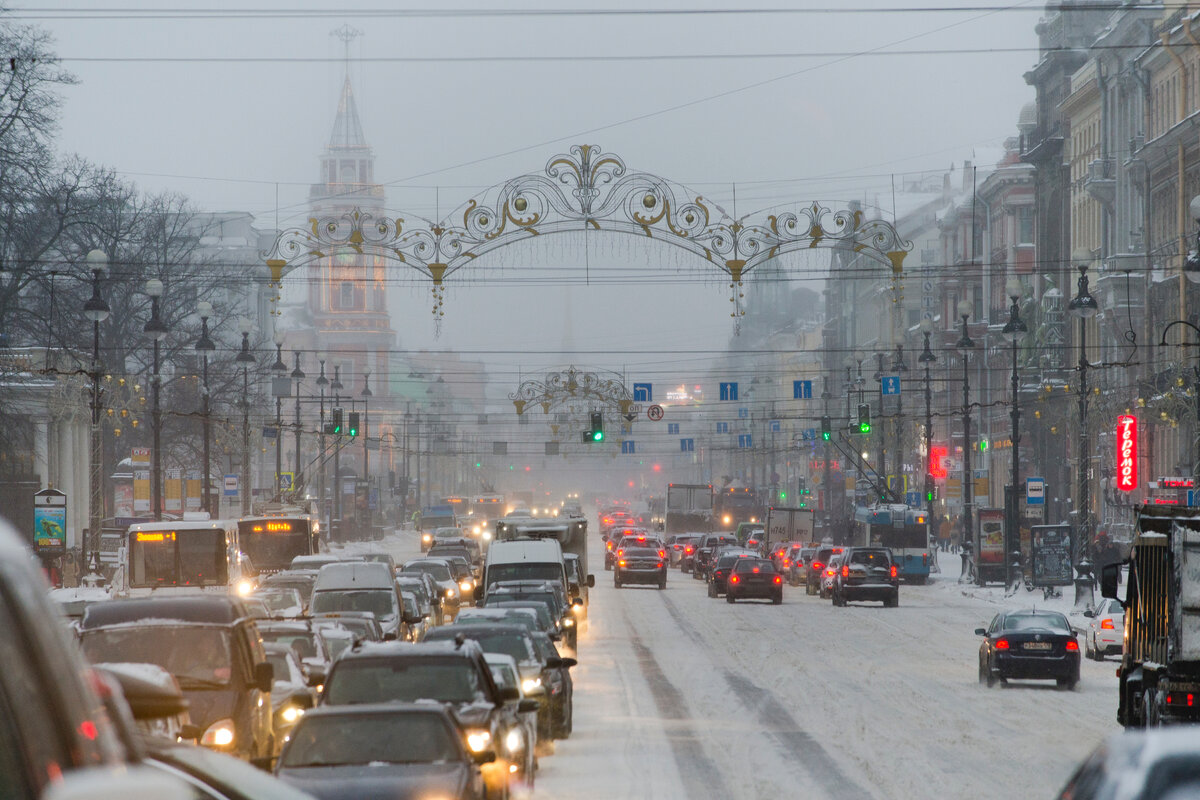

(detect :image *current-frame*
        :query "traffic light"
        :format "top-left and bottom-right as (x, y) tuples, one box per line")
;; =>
(590, 412), (604, 442)
(978, 438), (990, 452)
(779, 490), (787, 501)
(347, 412), (360, 438)
(924, 474), (935, 503)
(820, 416), (832, 441)
(330, 408), (344, 435)
(857, 403), (871, 434)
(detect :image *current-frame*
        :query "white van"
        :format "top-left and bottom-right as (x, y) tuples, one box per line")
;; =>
(310, 562), (402, 639)
(479, 539), (567, 598)
(120, 518), (252, 598)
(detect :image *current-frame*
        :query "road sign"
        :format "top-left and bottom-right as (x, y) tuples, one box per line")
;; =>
(1026, 477), (1045, 505)
(279, 472), (294, 491)
(720, 382), (739, 401)
(633, 383), (652, 402)
(223, 474), (238, 496)
(680, 438), (694, 452)
(646, 404), (664, 421)
(621, 440), (636, 454)
(881, 376), (901, 395)
(793, 380), (813, 399)
(905, 491), (921, 507)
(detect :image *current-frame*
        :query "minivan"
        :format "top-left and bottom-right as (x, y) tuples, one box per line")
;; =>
(310, 562), (402, 640)
(477, 539), (567, 602)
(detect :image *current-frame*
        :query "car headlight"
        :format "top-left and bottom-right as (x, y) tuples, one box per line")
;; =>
(466, 729), (492, 753)
(563, 617), (575, 627)
(446, 588), (457, 598)
(473, 526), (481, 535)
(521, 677), (543, 694)
(235, 579), (254, 597)
(459, 580), (474, 593)
(280, 705), (304, 724)
(200, 719), (236, 748)
(505, 728), (524, 755)
(483, 531), (492, 541)
(422, 534), (432, 542)
(723, 515), (732, 525)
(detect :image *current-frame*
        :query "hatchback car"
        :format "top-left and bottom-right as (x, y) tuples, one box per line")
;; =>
(1083, 598), (1125, 660)
(1057, 728), (1200, 799)
(725, 557), (784, 604)
(614, 546), (668, 589)
(707, 550), (757, 597)
(977, 609), (1080, 690)
(806, 545), (843, 595)
(831, 547), (899, 607)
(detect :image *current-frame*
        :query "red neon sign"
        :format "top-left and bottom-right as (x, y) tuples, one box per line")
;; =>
(1117, 415), (1137, 492)
(930, 446), (949, 479)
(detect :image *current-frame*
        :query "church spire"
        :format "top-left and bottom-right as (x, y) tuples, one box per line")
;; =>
(329, 75), (366, 149)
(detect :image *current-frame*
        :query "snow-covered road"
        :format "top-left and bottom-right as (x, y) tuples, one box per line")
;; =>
(345, 529), (1118, 799)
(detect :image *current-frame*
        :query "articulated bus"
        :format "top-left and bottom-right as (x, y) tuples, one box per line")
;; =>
(123, 518), (252, 597)
(851, 504), (932, 584)
(237, 512), (320, 574)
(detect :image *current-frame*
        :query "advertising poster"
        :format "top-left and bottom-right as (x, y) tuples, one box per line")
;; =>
(165, 468), (182, 513)
(114, 483), (133, 518)
(133, 469), (150, 513)
(977, 508), (1005, 568)
(1031, 524), (1074, 587)
(33, 489), (67, 552)
(185, 470), (202, 511)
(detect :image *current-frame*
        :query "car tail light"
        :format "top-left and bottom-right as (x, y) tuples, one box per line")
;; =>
(752, 567), (760, 573)
(730, 575), (740, 584)
(657, 562), (663, 568)
(1101, 619), (1115, 630)
(773, 575), (782, 584)
(825, 568), (835, 577)
(841, 565), (849, 578)
(617, 550), (624, 557)
(783, 559), (791, 568)
(1167, 693), (1196, 707)
(685, 546), (693, 554)
(890, 565), (897, 579)
(659, 550), (666, 558)
(618, 560), (626, 567)
(606, 541), (614, 551)
(812, 561), (824, 571)
(1065, 640), (1079, 652)
(995, 638), (1010, 650)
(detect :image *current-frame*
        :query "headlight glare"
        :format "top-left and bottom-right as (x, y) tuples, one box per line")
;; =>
(280, 705), (304, 723)
(505, 728), (524, 754)
(521, 677), (542, 694)
(466, 729), (492, 753)
(200, 719), (236, 748)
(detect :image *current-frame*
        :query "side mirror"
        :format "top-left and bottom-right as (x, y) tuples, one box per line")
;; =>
(1100, 562), (1123, 601)
(499, 686), (520, 702)
(254, 661), (274, 693)
(572, 598), (584, 607)
(559, 656), (578, 669)
(1081, 608), (1094, 618)
(586, 574), (596, 588)
(544, 656), (562, 669)
(472, 749), (497, 765)
(974, 628), (987, 636)
(178, 723), (203, 742)
(473, 585), (484, 602)
(518, 698), (540, 714)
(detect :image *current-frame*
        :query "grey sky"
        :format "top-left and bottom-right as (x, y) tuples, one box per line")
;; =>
(31, 0), (1037, 365)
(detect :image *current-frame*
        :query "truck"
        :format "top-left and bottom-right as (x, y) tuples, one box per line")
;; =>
(713, 487), (765, 532)
(1101, 506), (1200, 727)
(494, 509), (592, 581)
(762, 506), (816, 554)
(665, 483), (713, 535)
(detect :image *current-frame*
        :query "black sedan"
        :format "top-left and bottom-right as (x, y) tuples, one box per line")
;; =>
(614, 546), (667, 589)
(725, 558), (784, 604)
(976, 609), (1080, 690)
(707, 550), (757, 597)
(276, 703), (491, 800)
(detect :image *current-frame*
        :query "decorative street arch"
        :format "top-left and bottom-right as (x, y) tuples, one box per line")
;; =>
(264, 144), (911, 329)
(510, 365), (640, 419)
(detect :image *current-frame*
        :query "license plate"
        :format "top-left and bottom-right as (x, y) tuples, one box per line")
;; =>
(1022, 642), (1052, 651)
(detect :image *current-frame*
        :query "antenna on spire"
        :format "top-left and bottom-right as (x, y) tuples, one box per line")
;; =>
(330, 23), (362, 73)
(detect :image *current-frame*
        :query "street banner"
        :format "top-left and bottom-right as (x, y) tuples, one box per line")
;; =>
(133, 469), (150, 512)
(186, 470), (202, 510)
(165, 468), (182, 513)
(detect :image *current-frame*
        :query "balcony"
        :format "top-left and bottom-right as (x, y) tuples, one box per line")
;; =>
(1085, 157), (1115, 209)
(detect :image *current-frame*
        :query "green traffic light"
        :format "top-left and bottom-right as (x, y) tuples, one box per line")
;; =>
(822, 431), (831, 441)
(592, 430), (604, 442)
(779, 491), (787, 500)
(979, 439), (989, 451)
(859, 422), (871, 434)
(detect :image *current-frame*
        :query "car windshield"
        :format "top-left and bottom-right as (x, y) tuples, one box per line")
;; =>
(259, 629), (322, 660)
(281, 712), (461, 767)
(1003, 613), (1071, 633)
(488, 663), (518, 691)
(325, 657), (484, 704)
(430, 629), (536, 663)
(80, 626), (233, 686)
(255, 588), (303, 613)
(402, 562), (453, 582)
(312, 590), (397, 619)
(263, 574), (316, 605)
(487, 563), (563, 584)
(265, 651), (296, 684)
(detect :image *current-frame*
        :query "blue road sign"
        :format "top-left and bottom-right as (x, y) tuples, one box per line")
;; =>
(720, 382), (739, 401)
(667, 422), (679, 435)
(680, 438), (694, 452)
(738, 434), (753, 449)
(223, 474), (238, 497)
(716, 422), (729, 434)
(905, 491), (921, 507)
(793, 380), (813, 399)
(881, 376), (901, 395)
(621, 440), (636, 454)
(633, 383), (652, 402)
(1026, 477), (1045, 505)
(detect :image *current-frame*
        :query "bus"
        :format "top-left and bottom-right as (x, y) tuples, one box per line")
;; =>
(850, 504), (932, 584)
(121, 518), (252, 597)
(713, 487), (764, 531)
(469, 494), (506, 537)
(237, 512), (320, 574)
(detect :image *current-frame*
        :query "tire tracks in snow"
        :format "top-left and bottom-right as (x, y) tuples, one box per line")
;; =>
(659, 593), (870, 800)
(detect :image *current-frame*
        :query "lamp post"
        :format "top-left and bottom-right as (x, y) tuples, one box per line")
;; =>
(82, 249), (110, 569)
(1001, 278), (1028, 588)
(1160, 320), (1200, 484)
(143, 279), (168, 521)
(873, 352), (887, 487)
(234, 318), (255, 515)
(362, 371), (372, 527)
(955, 299), (976, 583)
(195, 301), (216, 515)
(270, 330), (288, 498)
(1068, 249), (1100, 568)
(918, 319), (937, 553)
(291, 352), (305, 494)
(892, 344), (908, 498)
(331, 365), (344, 536)
(315, 358), (329, 526)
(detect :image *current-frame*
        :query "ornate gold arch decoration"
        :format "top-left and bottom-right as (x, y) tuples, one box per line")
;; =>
(510, 366), (641, 422)
(263, 144), (911, 329)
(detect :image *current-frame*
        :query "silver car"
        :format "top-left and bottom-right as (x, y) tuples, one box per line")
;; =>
(1083, 597), (1125, 660)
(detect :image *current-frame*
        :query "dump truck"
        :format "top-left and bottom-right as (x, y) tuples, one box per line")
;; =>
(1101, 506), (1200, 727)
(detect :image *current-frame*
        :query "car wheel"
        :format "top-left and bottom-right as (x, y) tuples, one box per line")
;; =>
(726, 591), (735, 604)
(707, 581), (715, 598)
(614, 575), (621, 588)
(772, 592), (782, 605)
(658, 577), (666, 590)
(885, 593), (899, 608)
(605, 562), (612, 571)
(986, 662), (997, 688)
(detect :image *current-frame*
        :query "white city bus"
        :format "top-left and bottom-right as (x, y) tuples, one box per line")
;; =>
(120, 517), (252, 598)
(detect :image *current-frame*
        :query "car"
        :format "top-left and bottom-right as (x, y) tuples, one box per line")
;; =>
(725, 557), (784, 604)
(321, 639), (534, 798)
(261, 642), (318, 742)
(831, 547), (899, 607)
(313, 611), (384, 644)
(396, 573), (443, 625)
(311, 562), (404, 641)
(793, 546), (818, 586)
(614, 545), (668, 589)
(398, 590), (431, 641)
(480, 600), (560, 639)
(976, 609), (1081, 690)
(563, 552), (594, 621)
(79, 595), (277, 762)
(806, 545), (842, 596)
(256, 619), (333, 688)
(145, 735), (316, 799)
(677, 533), (704, 573)
(289, 554), (349, 572)
(275, 703), (491, 800)
(483, 580), (575, 646)
(528, 630), (576, 740)
(707, 549), (757, 597)
(665, 533), (699, 567)
(260, 569), (319, 613)
(819, 554), (841, 599)
(484, 652), (538, 786)
(1056, 728), (1200, 799)
(251, 586), (305, 619)
(401, 558), (464, 621)
(1083, 598), (1125, 660)
(358, 552), (396, 574)
(773, 542), (807, 579)
(692, 534), (738, 580)
(735, 522), (765, 550)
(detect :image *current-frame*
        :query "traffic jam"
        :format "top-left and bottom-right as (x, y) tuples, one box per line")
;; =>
(2, 481), (1188, 800)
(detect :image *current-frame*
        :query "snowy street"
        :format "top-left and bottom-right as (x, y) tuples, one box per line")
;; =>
(348, 528), (1118, 800)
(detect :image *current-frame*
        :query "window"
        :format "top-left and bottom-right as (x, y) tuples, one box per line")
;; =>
(339, 282), (354, 309)
(1017, 207), (1034, 244)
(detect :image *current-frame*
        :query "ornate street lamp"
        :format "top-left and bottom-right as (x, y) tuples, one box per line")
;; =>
(331, 365), (344, 536)
(83, 249), (110, 569)
(270, 330), (288, 498)
(1068, 248), (1099, 568)
(955, 299), (976, 584)
(143, 279), (168, 521)
(918, 318), (937, 553)
(195, 301), (216, 515)
(291, 352), (305, 494)
(362, 371), (373, 527)
(1001, 278), (1028, 588)
(315, 356), (329, 530)
(1160, 320), (1200, 485)
(234, 317), (255, 515)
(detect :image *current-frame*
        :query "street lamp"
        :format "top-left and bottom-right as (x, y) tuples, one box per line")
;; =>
(1184, 195), (1200, 284)
(234, 318), (255, 515)
(291, 351), (305, 495)
(83, 249), (110, 570)
(1068, 248), (1099, 568)
(270, 330), (288, 498)
(315, 356), (328, 525)
(1160, 320), (1200, 484)
(362, 371), (373, 528)
(1001, 278), (1028, 588)
(892, 344), (908, 500)
(143, 279), (168, 521)
(955, 299), (975, 583)
(195, 301), (216, 515)
(331, 365), (344, 537)
(918, 318), (937, 554)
